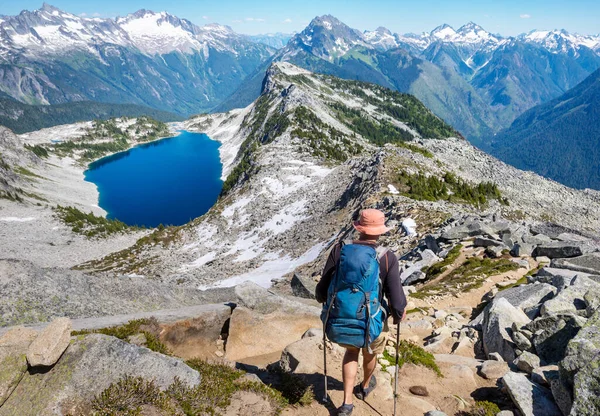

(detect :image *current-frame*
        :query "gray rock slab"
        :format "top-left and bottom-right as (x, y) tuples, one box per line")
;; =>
(494, 283), (557, 318)
(440, 220), (493, 241)
(512, 242), (534, 257)
(483, 298), (531, 362)
(534, 267), (589, 290)
(532, 243), (583, 259)
(540, 276), (600, 317)
(0, 334), (200, 416)
(531, 365), (559, 387)
(551, 253), (600, 275)
(502, 371), (562, 416)
(530, 223), (583, 240)
(234, 281), (320, 316)
(526, 314), (587, 365)
(424, 235), (441, 254)
(474, 237), (504, 248)
(291, 273), (317, 299)
(514, 351), (541, 374)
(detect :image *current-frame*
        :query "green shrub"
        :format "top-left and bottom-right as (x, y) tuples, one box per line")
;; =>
(25, 144), (49, 158)
(457, 400), (502, 416)
(425, 244), (463, 279)
(54, 205), (141, 238)
(382, 341), (442, 377)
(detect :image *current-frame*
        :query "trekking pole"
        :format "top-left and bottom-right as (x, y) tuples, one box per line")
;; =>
(393, 322), (400, 416)
(322, 327), (329, 403)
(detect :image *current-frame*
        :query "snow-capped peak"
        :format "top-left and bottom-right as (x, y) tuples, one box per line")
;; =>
(0, 4), (253, 58)
(521, 29), (600, 53)
(364, 26), (399, 50)
(431, 24), (457, 40)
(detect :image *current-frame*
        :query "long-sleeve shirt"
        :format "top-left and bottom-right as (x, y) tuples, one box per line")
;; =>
(315, 240), (407, 323)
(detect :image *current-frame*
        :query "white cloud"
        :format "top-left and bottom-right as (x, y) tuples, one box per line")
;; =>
(520, 14), (531, 19)
(282, 18), (292, 24)
(232, 19), (242, 23)
(202, 15), (209, 20)
(245, 17), (266, 22)
(79, 12), (87, 17)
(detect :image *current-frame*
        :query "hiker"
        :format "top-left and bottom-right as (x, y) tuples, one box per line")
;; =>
(316, 209), (407, 416)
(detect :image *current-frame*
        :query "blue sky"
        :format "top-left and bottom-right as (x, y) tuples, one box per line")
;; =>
(2, 0), (599, 36)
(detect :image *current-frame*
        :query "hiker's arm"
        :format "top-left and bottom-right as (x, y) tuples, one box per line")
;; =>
(315, 244), (339, 303)
(385, 253), (407, 324)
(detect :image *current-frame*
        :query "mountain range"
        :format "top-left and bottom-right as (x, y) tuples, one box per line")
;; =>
(0, 3), (274, 115)
(221, 15), (600, 143)
(2, 5), (600, 145)
(488, 68), (600, 190)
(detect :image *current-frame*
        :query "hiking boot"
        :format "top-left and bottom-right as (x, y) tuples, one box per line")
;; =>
(354, 375), (377, 400)
(336, 403), (354, 415)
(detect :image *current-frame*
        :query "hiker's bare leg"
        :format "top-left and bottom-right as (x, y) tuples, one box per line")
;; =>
(361, 350), (377, 388)
(342, 347), (360, 404)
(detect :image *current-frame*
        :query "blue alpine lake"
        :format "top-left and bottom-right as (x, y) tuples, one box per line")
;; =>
(84, 131), (223, 228)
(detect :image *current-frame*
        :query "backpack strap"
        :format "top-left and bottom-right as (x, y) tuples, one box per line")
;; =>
(376, 247), (389, 274)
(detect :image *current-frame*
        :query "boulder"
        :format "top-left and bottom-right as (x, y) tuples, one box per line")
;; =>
(523, 234), (553, 245)
(234, 281), (321, 316)
(26, 317), (72, 367)
(424, 235), (441, 254)
(226, 305), (321, 361)
(291, 273), (317, 299)
(440, 220), (493, 241)
(402, 269), (427, 285)
(302, 328), (323, 339)
(512, 330), (533, 351)
(526, 313), (587, 365)
(425, 411), (448, 416)
(474, 237), (504, 248)
(514, 351), (541, 374)
(0, 334), (200, 416)
(157, 303), (232, 360)
(532, 243), (583, 259)
(486, 245), (507, 258)
(502, 371), (562, 416)
(534, 267), (586, 289)
(478, 360), (509, 380)
(540, 276), (600, 317)
(511, 242), (534, 257)
(494, 283), (557, 319)
(531, 365), (559, 387)
(483, 298), (531, 362)
(279, 336), (325, 374)
(0, 327), (38, 406)
(560, 308), (600, 416)
(409, 385), (429, 396)
(551, 253), (600, 275)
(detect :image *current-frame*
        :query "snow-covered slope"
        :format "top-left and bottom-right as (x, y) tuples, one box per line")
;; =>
(519, 29), (600, 54)
(0, 3), (262, 58)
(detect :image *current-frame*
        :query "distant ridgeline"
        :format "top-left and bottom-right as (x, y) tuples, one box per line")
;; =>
(0, 98), (183, 134)
(488, 68), (600, 190)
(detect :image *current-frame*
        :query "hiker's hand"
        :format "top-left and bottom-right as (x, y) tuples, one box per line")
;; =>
(393, 309), (406, 324)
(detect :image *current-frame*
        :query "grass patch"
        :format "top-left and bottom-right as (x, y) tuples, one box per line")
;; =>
(413, 257), (519, 299)
(457, 400), (501, 416)
(54, 205), (142, 238)
(15, 166), (45, 180)
(397, 141), (434, 158)
(72, 318), (170, 355)
(424, 244), (463, 279)
(381, 341), (442, 377)
(497, 276), (527, 292)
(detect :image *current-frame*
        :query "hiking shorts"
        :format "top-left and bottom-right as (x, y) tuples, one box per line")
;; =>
(339, 320), (389, 355)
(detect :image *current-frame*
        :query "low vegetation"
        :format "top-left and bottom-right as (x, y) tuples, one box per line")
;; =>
(381, 340), (442, 377)
(72, 318), (170, 355)
(395, 170), (509, 207)
(412, 257), (520, 299)
(45, 117), (171, 162)
(25, 144), (49, 158)
(54, 205), (142, 238)
(424, 244), (463, 279)
(457, 400), (502, 416)
(87, 342), (311, 414)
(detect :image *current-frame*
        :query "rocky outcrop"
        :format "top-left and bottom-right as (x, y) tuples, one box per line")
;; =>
(0, 334), (200, 416)
(0, 327), (38, 406)
(225, 282), (321, 361)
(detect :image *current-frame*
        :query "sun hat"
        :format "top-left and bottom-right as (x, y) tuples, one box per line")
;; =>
(352, 209), (390, 236)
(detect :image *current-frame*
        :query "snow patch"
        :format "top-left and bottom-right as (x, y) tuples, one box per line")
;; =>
(0, 217), (36, 222)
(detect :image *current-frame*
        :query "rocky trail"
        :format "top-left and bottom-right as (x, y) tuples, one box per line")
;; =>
(2, 214), (600, 415)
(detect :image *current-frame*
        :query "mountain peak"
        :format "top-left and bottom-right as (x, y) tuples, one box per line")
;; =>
(40, 3), (61, 13)
(431, 24), (457, 39)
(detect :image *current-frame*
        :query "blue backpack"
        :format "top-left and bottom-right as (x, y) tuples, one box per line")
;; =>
(321, 243), (387, 351)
